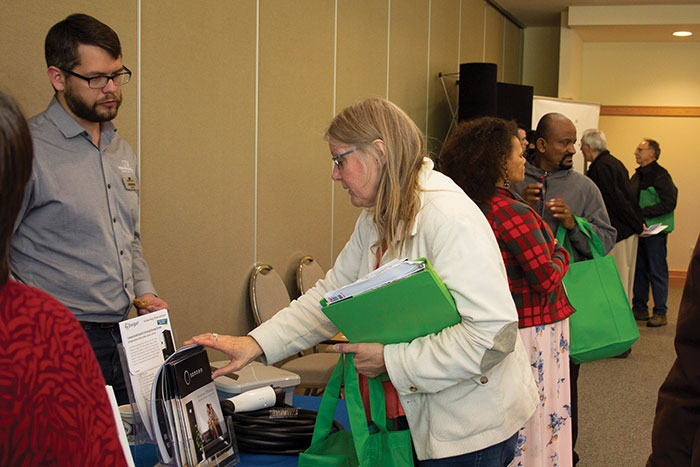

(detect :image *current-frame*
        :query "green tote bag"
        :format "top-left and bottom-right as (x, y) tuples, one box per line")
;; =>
(639, 186), (674, 233)
(298, 353), (414, 467)
(556, 217), (640, 364)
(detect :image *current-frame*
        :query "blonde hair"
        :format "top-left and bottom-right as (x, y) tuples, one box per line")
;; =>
(325, 98), (425, 259)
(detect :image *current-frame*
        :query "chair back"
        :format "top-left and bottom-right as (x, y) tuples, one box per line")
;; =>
(297, 255), (326, 295)
(250, 262), (339, 394)
(249, 264), (291, 326)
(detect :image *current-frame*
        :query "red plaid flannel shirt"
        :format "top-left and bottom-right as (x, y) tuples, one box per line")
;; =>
(482, 188), (575, 328)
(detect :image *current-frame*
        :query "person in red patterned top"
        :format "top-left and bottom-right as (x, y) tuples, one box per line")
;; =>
(441, 117), (576, 467)
(0, 91), (127, 466)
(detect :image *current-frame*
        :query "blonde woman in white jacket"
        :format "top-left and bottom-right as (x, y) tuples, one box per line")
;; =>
(187, 98), (537, 466)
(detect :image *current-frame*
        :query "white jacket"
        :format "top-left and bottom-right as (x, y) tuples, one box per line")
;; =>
(250, 159), (538, 460)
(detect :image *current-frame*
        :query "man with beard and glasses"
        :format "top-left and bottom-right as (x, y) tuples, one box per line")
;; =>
(10, 14), (168, 405)
(512, 112), (615, 466)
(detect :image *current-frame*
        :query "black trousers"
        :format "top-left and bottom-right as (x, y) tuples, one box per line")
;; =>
(80, 322), (129, 405)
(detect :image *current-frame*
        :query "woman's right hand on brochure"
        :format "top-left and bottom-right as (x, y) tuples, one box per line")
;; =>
(184, 334), (263, 378)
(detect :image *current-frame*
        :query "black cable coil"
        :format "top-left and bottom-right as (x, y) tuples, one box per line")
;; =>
(221, 400), (344, 455)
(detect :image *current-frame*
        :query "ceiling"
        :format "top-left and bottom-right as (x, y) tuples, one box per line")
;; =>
(573, 23), (700, 42)
(496, 0), (700, 28)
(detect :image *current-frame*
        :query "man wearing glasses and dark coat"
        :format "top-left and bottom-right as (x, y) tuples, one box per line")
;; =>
(10, 13), (167, 405)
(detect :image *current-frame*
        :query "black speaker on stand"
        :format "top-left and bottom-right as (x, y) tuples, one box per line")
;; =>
(458, 63), (498, 122)
(497, 82), (534, 130)
(457, 62), (534, 130)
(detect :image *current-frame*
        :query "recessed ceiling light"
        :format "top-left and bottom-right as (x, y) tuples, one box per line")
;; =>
(673, 31), (692, 37)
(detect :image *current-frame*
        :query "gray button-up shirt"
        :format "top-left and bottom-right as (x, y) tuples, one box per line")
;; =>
(11, 97), (156, 322)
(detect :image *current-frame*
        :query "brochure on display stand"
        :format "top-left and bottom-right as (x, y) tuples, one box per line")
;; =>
(118, 311), (239, 466)
(151, 344), (239, 466)
(119, 309), (175, 440)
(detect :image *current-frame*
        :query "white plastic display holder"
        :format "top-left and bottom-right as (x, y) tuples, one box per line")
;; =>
(118, 343), (156, 446)
(210, 360), (300, 404)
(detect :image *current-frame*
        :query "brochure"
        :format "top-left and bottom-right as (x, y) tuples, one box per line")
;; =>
(118, 309), (175, 438)
(152, 345), (239, 467)
(642, 223), (668, 236)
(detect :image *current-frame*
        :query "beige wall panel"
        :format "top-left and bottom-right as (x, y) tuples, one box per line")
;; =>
(522, 27), (559, 97)
(427, 0), (461, 157)
(583, 41), (700, 272)
(502, 20), (522, 84)
(258, 1), (335, 294)
(388, 0), (430, 130)
(335, 0), (389, 109)
(140, 1), (257, 343)
(582, 43), (700, 106)
(483, 5), (504, 75)
(600, 116), (700, 271)
(460, 0), (485, 63)
(558, 26), (583, 100)
(332, 0), (390, 262)
(0, 1), (138, 144)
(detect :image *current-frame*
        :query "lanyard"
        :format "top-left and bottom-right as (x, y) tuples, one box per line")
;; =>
(538, 172), (549, 217)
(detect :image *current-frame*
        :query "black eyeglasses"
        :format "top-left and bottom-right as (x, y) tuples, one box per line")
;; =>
(59, 66), (132, 89)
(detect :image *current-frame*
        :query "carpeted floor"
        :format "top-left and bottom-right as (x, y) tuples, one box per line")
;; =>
(576, 286), (684, 466)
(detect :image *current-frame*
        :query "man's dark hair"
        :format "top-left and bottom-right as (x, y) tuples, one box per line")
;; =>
(440, 117), (518, 202)
(645, 138), (661, 160)
(45, 13), (121, 70)
(0, 92), (34, 286)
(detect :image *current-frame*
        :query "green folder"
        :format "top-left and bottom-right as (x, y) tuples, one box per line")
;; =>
(320, 258), (461, 345)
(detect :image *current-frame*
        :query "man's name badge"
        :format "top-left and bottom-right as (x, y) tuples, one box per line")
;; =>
(123, 175), (138, 190)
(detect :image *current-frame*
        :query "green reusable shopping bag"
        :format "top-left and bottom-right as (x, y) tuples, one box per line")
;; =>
(639, 187), (674, 233)
(298, 353), (414, 467)
(556, 217), (640, 364)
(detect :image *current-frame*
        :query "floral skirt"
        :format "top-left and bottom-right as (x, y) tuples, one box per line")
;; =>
(511, 319), (573, 467)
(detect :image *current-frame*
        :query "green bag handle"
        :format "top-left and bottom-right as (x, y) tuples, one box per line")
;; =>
(309, 353), (391, 449)
(367, 370), (388, 432)
(555, 216), (606, 259)
(309, 352), (347, 444)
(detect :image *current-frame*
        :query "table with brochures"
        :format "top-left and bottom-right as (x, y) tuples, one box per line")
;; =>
(131, 395), (349, 467)
(130, 258), (452, 466)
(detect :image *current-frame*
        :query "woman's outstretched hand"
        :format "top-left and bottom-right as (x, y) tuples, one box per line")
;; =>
(184, 334), (263, 378)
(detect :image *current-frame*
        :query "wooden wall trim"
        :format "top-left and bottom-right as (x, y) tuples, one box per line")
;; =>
(670, 269), (687, 288)
(600, 105), (700, 117)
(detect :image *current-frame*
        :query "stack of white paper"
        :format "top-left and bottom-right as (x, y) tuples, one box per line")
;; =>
(323, 258), (426, 304)
(643, 223), (668, 236)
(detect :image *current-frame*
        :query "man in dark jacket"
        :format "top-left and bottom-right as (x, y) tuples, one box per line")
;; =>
(630, 138), (678, 327)
(582, 129), (644, 309)
(647, 233), (700, 466)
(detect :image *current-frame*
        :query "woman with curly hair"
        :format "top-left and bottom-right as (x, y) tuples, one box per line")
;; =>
(441, 117), (575, 467)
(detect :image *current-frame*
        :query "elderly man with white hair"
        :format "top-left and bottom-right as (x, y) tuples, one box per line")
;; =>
(581, 129), (644, 335)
